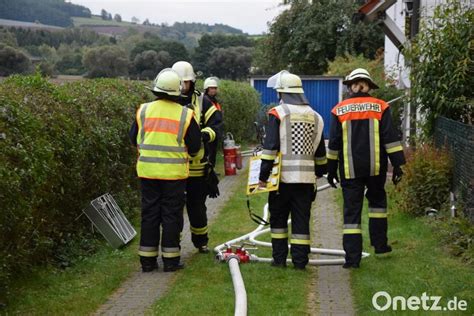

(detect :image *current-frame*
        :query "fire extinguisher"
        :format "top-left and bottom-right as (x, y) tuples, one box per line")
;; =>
(223, 133), (237, 176)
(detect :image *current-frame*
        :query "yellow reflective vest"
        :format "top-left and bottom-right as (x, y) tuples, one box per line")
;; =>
(136, 99), (194, 180)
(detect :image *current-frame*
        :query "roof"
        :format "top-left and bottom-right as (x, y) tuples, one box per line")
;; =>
(250, 75), (343, 81)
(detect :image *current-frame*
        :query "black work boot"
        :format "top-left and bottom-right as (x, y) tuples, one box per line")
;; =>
(198, 245), (210, 253)
(140, 257), (158, 272)
(163, 262), (185, 272)
(374, 245), (392, 254)
(271, 260), (287, 268)
(342, 262), (360, 269)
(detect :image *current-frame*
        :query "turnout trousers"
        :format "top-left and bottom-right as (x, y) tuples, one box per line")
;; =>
(269, 182), (314, 268)
(139, 179), (185, 266)
(186, 176), (209, 248)
(340, 174), (389, 265)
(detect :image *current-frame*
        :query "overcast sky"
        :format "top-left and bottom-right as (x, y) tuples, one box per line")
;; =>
(70, 0), (288, 34)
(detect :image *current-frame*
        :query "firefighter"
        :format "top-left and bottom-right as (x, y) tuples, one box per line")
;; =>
(129, 68), (201, 272)
(172, 61), (223, 253)
(203, 77), (223, 167)
(259, 71), (327, 270)
(327, 68), (406, 269)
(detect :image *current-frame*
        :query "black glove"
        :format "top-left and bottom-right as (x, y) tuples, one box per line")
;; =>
(327, 172), (339, 188)
(205, 164), (220, 198)
(392, 166), (403, 185)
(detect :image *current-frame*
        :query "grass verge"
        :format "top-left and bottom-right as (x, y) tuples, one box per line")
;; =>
(150, 169), (317, 315)
(335, 185), (473, 315)
(3, 227), (139, 315)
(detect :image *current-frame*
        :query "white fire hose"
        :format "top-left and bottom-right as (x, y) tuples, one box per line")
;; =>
(214, 182), (370, 315)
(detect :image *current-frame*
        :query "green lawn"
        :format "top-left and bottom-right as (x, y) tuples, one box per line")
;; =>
(335, 186), (473, 315)
(151, 171), (318, 315)
(3, 234), (139, 314)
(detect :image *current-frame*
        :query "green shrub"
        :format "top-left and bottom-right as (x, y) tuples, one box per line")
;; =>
(398, 144), (453, 216)
(404, 0), (473, 134)
(0, 74), (151, 302)
(425, 214), (474, 264)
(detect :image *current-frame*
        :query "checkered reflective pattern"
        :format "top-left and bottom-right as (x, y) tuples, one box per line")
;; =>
(291, 122), (315, 155)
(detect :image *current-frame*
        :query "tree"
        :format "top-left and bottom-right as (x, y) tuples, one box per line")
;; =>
(143, 19), (151, 26)
(208, 46), (253, 80)
(0, 29), (18, 48)
(405, 0), (473, 132)
(114, 14), (122, 22)
(132, 50), (171, 79)
(131, 39), (188, 65)
(82, 46), (129, 78)
(107, 13), (112, 21)
(0, 44), (31, 76)
(192, 34), (254, 76)
(101, 9), (108, 20)
(254, 0), (384, 75)
(131, 16), (140, 24)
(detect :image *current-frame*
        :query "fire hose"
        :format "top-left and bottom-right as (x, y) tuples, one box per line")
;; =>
(214, 182), (370, 315)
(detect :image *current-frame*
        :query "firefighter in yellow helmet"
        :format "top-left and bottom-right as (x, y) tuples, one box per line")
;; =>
(327, 68), (406, 268)
(259, 71), (327, 270)
(129, 68), (201, 272)
(172, 61), (223, 253)
(203, 77), (223, 167)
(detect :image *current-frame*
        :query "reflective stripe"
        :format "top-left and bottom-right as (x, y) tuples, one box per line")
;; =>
(201, 126), (216, 142)
(176, 107), (188, 145)
(312, 112), (319, 144)
(139, 144), (187, 152)
(282, 154), (314, 161)
(292, 234), (310, 240)
(262, 150), (277, 160)
(291, 234), (311, 246)
(271, 228), (288, 233)
(343, 228), (362, 234)
(385, 141), (402, 150)
(327, 149), (339, 160)
(368, 213), (388, 218)
(139, 156), (187, 164)
(342, 121), (355, 179)
(315, 156), (327, 165)
(291, 239), (311, 245)
(139, 246), (158, 251)
(138, 251), (158, 257)
(369, 207), (387, 213)
(343, 224), (361, 229)
(139, 103), (150, 145)
(204, 105), (217, 123)
(281, 104), (292, 153)
(281, 165), (314, 172)
(374, 119), (380, 175)
(261, 154), (276, 160)
(162, 247), (180, 258)
(369, 119), (376, 176)
(271, 233), (288, 239)
(190, 226), (208, 235)
(386, 145), (403, 154)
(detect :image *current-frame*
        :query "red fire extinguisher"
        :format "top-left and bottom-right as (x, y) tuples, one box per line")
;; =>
(223, 133), (237, 176)
(235, 145), (243, 170)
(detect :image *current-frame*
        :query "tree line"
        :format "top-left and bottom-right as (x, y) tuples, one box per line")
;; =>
(1, 0), (388, 81)
(0, 0), (91, 27)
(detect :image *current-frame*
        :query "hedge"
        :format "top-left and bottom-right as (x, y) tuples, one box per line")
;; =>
(0, 74), (260, 301)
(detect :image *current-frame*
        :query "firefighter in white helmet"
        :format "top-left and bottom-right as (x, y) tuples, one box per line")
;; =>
(172, 61), (223, 253)
(129, 68), (201, 272)
(327, 68), (406, 268)
(203, 77), (223, 167)
(259, 71), (327, 270)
